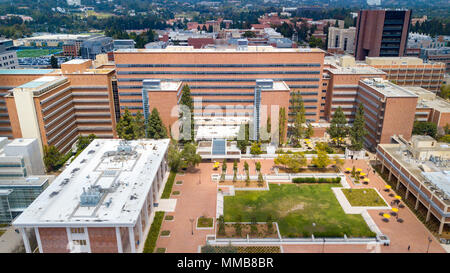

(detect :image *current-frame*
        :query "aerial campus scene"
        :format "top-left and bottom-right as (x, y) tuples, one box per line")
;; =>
(0, 0), (449, 263)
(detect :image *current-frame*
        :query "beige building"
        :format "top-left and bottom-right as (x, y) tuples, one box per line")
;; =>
(327, 27), (356, 54)
(365, 57), (445, 93)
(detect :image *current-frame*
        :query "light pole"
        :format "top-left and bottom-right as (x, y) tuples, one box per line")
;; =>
(322, 238), (325, 253)
(426, 237), (432, 253)
(190, 218), (194, 235)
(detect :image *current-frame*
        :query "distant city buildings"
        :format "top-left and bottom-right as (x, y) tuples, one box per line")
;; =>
(0, 39), (18, 69)
(420, 47), (450, 73)
(355, 9), (412, 60)
(80, 36), (114, 60)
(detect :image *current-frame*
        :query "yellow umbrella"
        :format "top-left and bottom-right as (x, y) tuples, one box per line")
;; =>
(392, 208), (399, 213)
(360, 172), (366, 176)
(345, 168), (352, 171)
(383, 213), (391, 219)
(363, 178), (370, 182)
(395, 195), (402, 200)
(356, 168), (362, 172)
(385, 185), (392, 189)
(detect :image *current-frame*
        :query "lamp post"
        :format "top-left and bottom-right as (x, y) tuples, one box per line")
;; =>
(190, 218), (194, 235)
(426, 237), (432, 253)
(322, 238), (325, 253)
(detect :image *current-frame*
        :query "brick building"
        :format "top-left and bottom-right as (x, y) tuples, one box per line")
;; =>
(114, 46), (326, 135)
(13, 139), (170, 253)
(365, 57), (445, 93)
(355, 9), (412, 60)
(1, 60), (118, 153)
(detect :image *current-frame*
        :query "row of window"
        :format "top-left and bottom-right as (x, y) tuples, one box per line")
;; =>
(117, 63), (321, 68)
(118, 78), (320, 82)
(117, 71), (321, 75)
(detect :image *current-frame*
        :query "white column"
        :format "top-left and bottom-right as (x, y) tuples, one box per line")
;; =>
(115, 227), (123, 253)
(66, 227), (72, 252)
(20, 227), (31, 253)
(128, 227), (136, 253)
(84, 227), (92, 253)
(138, 216), (143, 247)
(144, 199), (149, 226)
(34, 227), (43, 253)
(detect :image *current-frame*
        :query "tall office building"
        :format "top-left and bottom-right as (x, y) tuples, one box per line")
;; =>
(354, 9), (412, 60)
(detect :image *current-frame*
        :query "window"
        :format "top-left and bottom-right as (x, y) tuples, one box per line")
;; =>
(73, 240), (87, 246)
(71, 228), (84, 234)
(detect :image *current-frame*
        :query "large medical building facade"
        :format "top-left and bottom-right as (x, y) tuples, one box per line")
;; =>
(114, 46), (326, 129)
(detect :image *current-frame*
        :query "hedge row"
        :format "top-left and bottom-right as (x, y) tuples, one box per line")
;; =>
(161, 171), (177, 199)
(143, 211), (165, 253)
(292, 177), (341, 184)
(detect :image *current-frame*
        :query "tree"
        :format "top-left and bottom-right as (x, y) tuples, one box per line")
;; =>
(327, 106), (348, 147)
(179, 84), (194, 141)
(76, 134), (96, 152)
(279, 107), (286, 145)
(180, 143), (202, 170)
(308, 36), (323, 48)
(133, 111), (146, 139)
(168, 140), (182, 172)
(333, 155), (344, 170)
(242, 30), (256, 38)
(305, 123), (314, 138)
(311, 149), (331, 169)
(218, 215), (225, 236)
(237, 123), (250, 153)
(147, 108), (167, 139)
(349, 104), (368, 151)
(207, 25), (213, 32)
(412, 121), (438, 138)
(255, 161), (261, 173)
(50, 55), (58, 68)
(439, 84), (450, 100)
(291, 95), (306, 146)
(43, 145), (62, 172)
(250, 142), (262, 155)
(116, 108), (135, 140)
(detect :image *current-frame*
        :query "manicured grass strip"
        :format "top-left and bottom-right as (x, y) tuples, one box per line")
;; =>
(165, 215), (174, 221)
(161, 171), (176, 199)
(160, 230), (171, 236)
(143, 211), (165, 253)
(342, 188), (387, 207)
(0, 230), (5, 237)
(197, 217), (213, 228)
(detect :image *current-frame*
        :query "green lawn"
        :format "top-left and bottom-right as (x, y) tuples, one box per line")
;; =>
(197, 217), (213, 228)
(17, 49), (62, 58)
(342, 188), (387, 207)
(224, 184), (376, 238)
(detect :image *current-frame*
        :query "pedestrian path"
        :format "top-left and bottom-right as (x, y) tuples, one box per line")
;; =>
(155, 199), (177, 212)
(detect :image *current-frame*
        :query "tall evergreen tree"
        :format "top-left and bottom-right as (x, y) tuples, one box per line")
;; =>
(147, 108), (167, 139)
(116, 108), (135, 140)
(349, 104), (367, 151)
(179, 84), (194, 141)
(279, 107), (286, 145)
(50, 55), (58, 68)
(327, 106), (348, 147)
(291, 95), (306, 146)
(133, 111), (146, 139)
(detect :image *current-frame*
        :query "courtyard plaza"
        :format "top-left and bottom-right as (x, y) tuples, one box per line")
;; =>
(154, 158), (446, 253)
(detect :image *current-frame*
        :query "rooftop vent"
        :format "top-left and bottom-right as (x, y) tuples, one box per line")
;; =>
(80, 186), (103, 207)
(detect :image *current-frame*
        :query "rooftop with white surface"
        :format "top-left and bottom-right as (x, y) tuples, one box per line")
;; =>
(360, 78), (418, 98)
(13, 138), (170, 227)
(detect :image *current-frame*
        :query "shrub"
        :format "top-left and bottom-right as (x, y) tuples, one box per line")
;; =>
(292, 177), (340, 184)
(143, 212), (164, 253)
(161, 171), (176, 199)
